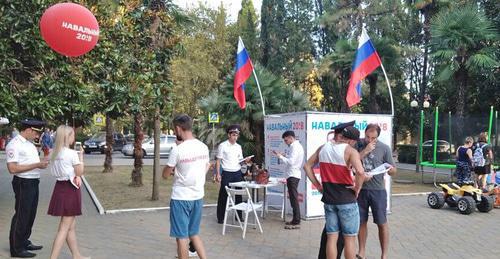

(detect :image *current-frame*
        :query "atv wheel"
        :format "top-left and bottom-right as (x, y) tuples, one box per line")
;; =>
(427, 192), (445, 209)
(477, 195), (494, 212)
(457, 196), (475, 214)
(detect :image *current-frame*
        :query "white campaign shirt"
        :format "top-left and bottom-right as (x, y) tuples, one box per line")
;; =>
(216, 140), (243, 172)
(278, 140), (305, 179)
(167, 139), (209, 200)
(50, 147), (81, 181)
(5, 135), (41, 179)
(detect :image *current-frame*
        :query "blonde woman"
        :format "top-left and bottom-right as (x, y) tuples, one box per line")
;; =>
(47, 125), (89, 259)
(456, 137), (474, 185)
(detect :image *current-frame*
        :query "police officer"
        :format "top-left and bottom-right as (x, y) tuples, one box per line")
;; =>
(6, 119), (47, 258)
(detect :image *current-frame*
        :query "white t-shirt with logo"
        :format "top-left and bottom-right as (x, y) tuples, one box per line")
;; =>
(167, 139), (209, 200)
(50, 147), (81, 181)
(216, 140), (243, 172)
(5, 135), (41, 179)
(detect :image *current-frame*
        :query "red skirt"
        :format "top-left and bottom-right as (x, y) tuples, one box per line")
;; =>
(47, 180), (82, 216)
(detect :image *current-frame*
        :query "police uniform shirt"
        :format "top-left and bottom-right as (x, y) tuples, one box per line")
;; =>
(5, 134), (41, 179)
(216, 140), (243, 172)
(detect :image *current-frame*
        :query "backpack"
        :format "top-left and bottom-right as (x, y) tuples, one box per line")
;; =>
(472, 143), (487, 167)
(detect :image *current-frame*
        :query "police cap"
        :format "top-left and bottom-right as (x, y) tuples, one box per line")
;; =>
(331, 120), (355, 133)
(20, 118), (46, 132)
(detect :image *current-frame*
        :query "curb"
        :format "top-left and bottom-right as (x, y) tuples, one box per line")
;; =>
(393, 192), (430, 197)
(82, 175), (105, 215)
(105, 203), (218, 215)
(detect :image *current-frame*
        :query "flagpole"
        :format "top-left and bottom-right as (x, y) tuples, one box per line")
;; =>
(252, 69), (266, 116)
(379, 63), (394, 117)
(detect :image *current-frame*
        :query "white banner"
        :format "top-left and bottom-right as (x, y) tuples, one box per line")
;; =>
(265, 112), (393, 219)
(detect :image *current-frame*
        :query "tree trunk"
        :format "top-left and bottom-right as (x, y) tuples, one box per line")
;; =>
(367, 74), (380, 114)
(130, 112), (144, 187)
(151, 106), (161, 200)
(420, 9), (431, 107)
(454, 66), (468, 139)
(251, 120), (264, 165)
(102, 116), (113, 173)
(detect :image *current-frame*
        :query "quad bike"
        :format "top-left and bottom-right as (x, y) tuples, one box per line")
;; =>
(427, 183), (494, 215)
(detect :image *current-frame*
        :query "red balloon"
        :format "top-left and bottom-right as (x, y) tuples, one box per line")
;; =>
(39, 3), (99, 57)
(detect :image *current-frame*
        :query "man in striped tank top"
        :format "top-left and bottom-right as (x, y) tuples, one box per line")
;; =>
(305, 126), (366, 259)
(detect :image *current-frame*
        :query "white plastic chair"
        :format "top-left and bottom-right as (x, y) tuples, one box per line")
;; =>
(222, 186), (263, 239)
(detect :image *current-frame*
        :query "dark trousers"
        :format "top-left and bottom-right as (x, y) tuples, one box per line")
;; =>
(10, 176), (39, 254)
(318, 227), (344, 259)
(286, 177), (301, 224)
(216, 170), (244, 222)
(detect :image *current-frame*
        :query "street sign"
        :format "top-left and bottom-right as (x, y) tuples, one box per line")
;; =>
(93, 113), (106, 126)
(208, 112), (219, 123)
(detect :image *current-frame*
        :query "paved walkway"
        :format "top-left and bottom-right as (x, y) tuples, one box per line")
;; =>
(1, 154), (500, 258)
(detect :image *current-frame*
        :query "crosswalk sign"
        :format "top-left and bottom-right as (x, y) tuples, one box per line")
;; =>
(208, 112), (219, 123)
(93, 113), (106, 126)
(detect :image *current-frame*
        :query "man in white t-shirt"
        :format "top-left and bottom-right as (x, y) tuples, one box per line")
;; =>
(215, 124), (251, 224)
(163, 114), (209, 259)
(6, 119), (47, 258)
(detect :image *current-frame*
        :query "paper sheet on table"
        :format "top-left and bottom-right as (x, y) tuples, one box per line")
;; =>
(239, 155), (254, 163)
(367, 163), (393, 176)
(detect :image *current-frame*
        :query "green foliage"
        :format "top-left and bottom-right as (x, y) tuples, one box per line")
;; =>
(0, 0), (93, 125)
(237, 0), (259, 60)
(197, 64), (310, 161)
(171, 3), (234, 116)
(431, 4), (499, 116)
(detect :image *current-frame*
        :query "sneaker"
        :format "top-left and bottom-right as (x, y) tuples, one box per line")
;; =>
(176, 251), (198, 258)
(285, 221), (300, 225)
(284, 224), (300, 230)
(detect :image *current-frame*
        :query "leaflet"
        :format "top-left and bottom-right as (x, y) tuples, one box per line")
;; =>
(239, 155), (255, 163)
(367, 163), (393, 176)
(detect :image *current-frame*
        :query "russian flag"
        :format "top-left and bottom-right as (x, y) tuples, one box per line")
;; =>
(234, 37), (254, 109)
(346, 29), (382, 107)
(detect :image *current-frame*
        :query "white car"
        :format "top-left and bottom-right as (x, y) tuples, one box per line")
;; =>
(122, 135), (176, 157)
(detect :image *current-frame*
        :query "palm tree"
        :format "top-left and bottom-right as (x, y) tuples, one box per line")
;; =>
(318, 39), (355, 112)
(198, 64), (310, 164)
(431, 5), (498, 119)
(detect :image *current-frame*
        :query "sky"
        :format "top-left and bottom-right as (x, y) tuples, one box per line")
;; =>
(173, 0), (262, 22)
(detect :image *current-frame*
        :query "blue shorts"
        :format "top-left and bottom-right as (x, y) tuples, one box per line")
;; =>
(357, 189), (387, 225)
(170, 199), (203, 239)
(324, 202), (359, 236)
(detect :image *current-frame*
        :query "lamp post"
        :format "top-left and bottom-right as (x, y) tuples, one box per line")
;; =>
(411, 99), (430, 173)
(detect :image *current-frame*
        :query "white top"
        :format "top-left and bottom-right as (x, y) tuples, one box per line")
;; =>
(5, 135), (41, 179)
(50, 147), (81, 181)
(278, 140), (304, 179)
(167, 139), (209, 200)
(216, 140), (243, 172)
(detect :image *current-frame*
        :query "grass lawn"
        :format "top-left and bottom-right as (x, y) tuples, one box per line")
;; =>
(84, 165), (219, 210)
(84, 165), (448, 210)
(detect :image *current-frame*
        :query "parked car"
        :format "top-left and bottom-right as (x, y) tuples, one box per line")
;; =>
(83, 132), (126, 154)
(422, 140), (455, 153)
(122, 134), (176, 157)
(123, 134), (149, 144)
